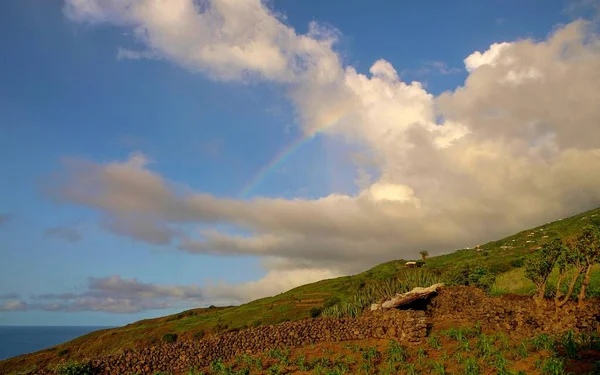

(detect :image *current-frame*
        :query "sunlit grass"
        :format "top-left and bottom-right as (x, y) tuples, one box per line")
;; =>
(490, 265), (600, 298)
(490, 268), (535, 296)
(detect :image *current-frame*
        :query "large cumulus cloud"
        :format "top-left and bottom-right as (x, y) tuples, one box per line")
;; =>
(26, 0), (600, 311)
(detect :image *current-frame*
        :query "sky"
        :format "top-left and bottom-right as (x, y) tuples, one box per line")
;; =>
(1, 0), (600, 326)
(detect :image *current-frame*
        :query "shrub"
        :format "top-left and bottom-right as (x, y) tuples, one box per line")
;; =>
(162, 333), (178, 343)
(510, 258), (525, 268)
(309, 307), (322, 318)
(444, 263), (470, 286)
(444, 263), (496, 291)
(193, 330), (205, 339)
(57, 348), (69, 357)
(55, 361), (93, 375)
(323, 296), (341, 309)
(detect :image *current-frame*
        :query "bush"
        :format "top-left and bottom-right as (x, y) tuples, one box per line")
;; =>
(162, 333), (178, 343)
(57, 348), (69, 357)
(510, 258), (525, 268)
(193, 330), (205, 339)
(323, 296), (341, 309)
(55, 361), (93, 375)
(445, 263), (496, 292)
(444, 263), (470, 286)
(469, 265), (496, 291)
(309, 307), (322, 318)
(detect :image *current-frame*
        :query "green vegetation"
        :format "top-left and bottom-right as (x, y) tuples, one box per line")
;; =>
(320, 269), (441, 318)
(137, 331), (600, 375)
(3, 207), (600, 375)
(444, 262), (496, 291)
(162, 333), (178, 343)
(525, 238), (565, 302)
(525, 224), (600, 306)
(54, 362), (93, 375)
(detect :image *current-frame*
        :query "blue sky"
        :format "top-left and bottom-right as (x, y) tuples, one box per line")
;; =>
(1, 0), (599, 326)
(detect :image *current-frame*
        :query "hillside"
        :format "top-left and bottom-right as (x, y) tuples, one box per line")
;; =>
(2, 206), (600, 374)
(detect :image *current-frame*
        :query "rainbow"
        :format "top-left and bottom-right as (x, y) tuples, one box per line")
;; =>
(238, 135), (315, 199)
(238, 108), (348, 198)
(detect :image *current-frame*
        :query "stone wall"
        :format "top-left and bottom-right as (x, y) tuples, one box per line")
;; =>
(427, 286), (600, 336)
(39, 310), (426, 375)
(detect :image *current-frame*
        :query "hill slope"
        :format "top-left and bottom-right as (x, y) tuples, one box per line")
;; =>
(2, 206), (600, 374)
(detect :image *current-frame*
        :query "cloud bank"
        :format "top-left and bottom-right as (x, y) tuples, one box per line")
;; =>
(1, 270), (336, 313)
(18, 1), (599, 312)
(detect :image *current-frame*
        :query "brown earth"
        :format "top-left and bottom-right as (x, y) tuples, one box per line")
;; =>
(1, 286), (599, 375)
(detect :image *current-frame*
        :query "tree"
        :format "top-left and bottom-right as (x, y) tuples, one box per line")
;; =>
(525, 239), (563, 304)
(554, 242), (571, 305)
(554, 231), (587, 307)
(419, 250), (429, 263)
(576, 225), (600, 306)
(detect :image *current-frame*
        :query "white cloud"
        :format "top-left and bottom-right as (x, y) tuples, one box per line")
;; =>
(370, 59), (399, 81)
(0, 300), (27, 312)
(203, 268), (338, 302)
(56, 3), (600, 303)
(464, 42), (512, 72)
(65, 0), (341, 82)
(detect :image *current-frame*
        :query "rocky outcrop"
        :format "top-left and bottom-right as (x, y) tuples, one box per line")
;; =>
(371, 283), (444, 311)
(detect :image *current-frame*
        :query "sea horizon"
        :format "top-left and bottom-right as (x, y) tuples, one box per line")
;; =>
(0, 325), (114, 361)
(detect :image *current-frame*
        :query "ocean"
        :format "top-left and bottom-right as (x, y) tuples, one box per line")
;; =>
(0, 326), (112, 361)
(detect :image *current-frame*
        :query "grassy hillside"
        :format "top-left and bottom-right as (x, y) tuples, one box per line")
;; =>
(427, 206), (600, 272)
(2, 206), (600, 372)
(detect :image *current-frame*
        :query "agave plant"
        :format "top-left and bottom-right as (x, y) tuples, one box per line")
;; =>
(322, 269), (441, 318)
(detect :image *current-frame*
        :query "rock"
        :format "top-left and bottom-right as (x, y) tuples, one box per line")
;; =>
(379, 283), (444, 310)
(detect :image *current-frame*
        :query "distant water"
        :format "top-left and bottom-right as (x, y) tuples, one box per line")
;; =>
(0, 326), (112, 361)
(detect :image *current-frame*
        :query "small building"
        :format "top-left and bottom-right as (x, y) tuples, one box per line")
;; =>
(405, 261), (417, 268)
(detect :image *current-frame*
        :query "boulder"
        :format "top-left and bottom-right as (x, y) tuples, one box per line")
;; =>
(379, 283), (444, 310)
